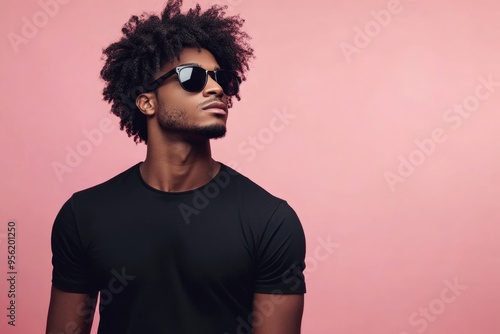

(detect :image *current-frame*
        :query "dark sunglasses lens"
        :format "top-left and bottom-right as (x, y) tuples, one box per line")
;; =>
(217, 70), (239, 96)
(178, 67), (207, 92)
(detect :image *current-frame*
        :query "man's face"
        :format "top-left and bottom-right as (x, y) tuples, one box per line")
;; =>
(153, 47), (229, 140)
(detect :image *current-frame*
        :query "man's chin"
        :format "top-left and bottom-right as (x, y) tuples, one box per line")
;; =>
(196, 124), (227, 139)
(159, 123), (227, 140)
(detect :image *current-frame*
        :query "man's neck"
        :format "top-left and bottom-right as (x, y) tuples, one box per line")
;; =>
(139, 136), (219, 193)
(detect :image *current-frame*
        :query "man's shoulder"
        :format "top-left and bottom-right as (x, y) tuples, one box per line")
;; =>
(72, 162), (141, 201)
(220, 163), (284, 205)
(220, 164), (302, 235)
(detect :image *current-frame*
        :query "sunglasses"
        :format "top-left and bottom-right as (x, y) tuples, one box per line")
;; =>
(149, 64), (241, 96)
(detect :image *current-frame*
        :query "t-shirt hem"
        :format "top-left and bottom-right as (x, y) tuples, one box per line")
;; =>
(253, 288), (307, 294)
(52, 280), (95, 294)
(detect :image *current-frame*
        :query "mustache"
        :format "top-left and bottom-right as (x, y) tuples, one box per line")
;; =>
(199, 97), (226, 109)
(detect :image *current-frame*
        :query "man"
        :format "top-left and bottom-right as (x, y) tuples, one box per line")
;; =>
(46, 1), (306, 333)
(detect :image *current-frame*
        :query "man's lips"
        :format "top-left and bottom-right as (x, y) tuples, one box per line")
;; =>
(202, 102), (228, 114)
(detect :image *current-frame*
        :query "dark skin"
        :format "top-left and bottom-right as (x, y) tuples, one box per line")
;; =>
(46, 287), (96, 334)
(46, 47), (304, 334)
(137, 48), (227, 192)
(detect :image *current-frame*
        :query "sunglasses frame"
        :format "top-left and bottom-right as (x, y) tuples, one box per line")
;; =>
(148, 64), (241, 96)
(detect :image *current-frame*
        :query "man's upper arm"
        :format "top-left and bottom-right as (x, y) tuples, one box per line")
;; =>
(46, 285), (97, 334)
(254, 202), (307, 294)
(251, 201), (307, 332)
(252, 293), (304, 334)
(49, 198), (97, 333)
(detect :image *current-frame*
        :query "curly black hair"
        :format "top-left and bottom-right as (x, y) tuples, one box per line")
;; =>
(100, 0), (254, 144)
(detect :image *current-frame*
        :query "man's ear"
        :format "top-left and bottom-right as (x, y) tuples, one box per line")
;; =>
(136, 92), (158, 116)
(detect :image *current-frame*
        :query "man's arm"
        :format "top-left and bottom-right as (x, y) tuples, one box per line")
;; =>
(46, 286), (97, 334)
(252, 293), (304, 334)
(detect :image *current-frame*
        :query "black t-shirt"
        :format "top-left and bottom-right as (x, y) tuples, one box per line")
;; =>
(51, 162), (306, 334)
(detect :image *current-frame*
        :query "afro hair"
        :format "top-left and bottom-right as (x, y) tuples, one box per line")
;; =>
(100, 0), (254, 143)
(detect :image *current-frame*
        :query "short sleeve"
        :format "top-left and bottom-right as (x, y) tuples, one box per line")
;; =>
(254, 201), (306, 294)
(51, 197), (95, 294)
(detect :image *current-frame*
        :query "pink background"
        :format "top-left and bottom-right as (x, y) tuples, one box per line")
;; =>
(1, 0), (500, 333)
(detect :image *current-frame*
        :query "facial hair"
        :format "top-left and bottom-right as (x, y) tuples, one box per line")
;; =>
(157, 102), (226, 139)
